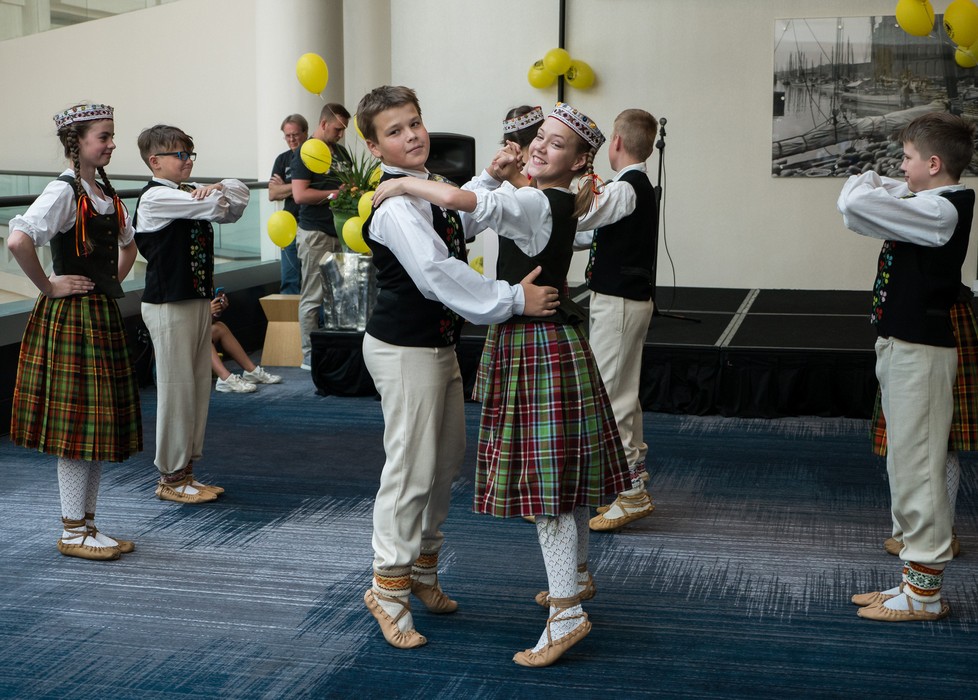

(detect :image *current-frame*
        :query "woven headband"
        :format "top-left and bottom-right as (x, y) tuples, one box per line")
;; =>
(548, 102), (604, 150)
(503, 106), (544, 134)
(54, 104), (114, 130)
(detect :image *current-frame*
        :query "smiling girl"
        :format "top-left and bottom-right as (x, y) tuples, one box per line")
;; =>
(7, 103), (142, 561)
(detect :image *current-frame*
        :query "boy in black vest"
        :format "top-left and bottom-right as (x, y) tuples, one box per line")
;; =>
(576, 109), (659, 532)
(355, 85), (559, 649)
(838, 111), (975, 621)
(134, 124), (250, 504)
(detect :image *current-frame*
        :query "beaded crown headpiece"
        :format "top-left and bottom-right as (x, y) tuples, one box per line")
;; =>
(503, 106), (544, 134)
(53, 103), (114, 131)
(548, 102), (604, 150)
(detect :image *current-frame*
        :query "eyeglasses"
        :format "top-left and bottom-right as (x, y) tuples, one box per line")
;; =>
(283, 132), (306, 141)
(154, 151), (197, 161)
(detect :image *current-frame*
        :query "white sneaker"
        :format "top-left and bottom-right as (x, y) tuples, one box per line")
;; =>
(215, 374), (257, 393)
(300, 363), (312, 371)
(242, 366), (282, 384)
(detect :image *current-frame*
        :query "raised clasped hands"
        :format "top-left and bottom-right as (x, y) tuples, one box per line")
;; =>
(519, 266), (559, 317)
(490, 142), (524, 183)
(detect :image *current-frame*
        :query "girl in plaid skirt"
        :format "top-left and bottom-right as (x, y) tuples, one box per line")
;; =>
(373, 102), (630, 667)
(7, 103), (142, 561)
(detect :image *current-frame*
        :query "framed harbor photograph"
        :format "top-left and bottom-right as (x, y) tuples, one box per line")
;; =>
(772, 14), (978, 178)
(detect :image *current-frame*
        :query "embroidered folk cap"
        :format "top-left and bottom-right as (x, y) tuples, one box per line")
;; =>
(53, 103), (114, 131)
(548, 102), (604, 150)
(503, 106), (544, 134)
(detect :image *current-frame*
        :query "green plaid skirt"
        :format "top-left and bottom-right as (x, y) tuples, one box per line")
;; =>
(473, 321), (630, 518)
(10, 293), (142, 461)
(871, 300), (978, 456)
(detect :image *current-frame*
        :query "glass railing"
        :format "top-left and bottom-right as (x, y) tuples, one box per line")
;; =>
(0, 0), (178, 42)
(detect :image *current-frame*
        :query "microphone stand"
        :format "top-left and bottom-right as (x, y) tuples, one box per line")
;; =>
(652, 117), (699, 323)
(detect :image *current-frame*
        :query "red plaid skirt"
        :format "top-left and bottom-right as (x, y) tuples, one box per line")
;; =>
(871, 300), (978, 456)
(10, 293), (142, 461)
(473, 321), (630, 518)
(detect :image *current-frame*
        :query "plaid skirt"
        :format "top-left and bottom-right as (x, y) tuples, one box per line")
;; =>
(472, 321), (630, 518)
(10, 293), (142, 462)
(871, 300), (978, 456)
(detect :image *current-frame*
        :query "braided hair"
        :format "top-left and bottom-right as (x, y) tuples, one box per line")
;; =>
(572, 145), (600, 219)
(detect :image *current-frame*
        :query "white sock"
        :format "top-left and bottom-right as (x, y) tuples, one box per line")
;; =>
(534, 514), (586, 652)
(57, 458), (107, 548)
(83, 462), (118, 547)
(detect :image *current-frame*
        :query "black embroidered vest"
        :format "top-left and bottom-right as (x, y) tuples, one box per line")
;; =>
(585, 169), (658, 301)
(133, 181), (215, 304)
(363, 172), (467, 347)
(872, 188), (975, 346)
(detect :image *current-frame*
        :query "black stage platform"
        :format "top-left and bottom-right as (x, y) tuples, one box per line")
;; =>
(310, 287), (880, 419)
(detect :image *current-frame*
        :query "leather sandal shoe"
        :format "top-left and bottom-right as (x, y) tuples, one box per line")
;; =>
(156, 478), (219, 504)
(857, 593), (950, 622)
(411, 579), (458, 614)
(56, 518), (120, 561)
(589, 492), (654, 532)
(364, 589), (427, 649)
(514, 596), (591, 668)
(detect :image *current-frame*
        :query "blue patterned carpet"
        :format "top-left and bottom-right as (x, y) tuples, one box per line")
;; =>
(2, 367), (977, 699)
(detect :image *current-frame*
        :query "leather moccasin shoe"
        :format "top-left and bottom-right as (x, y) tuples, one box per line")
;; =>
(364, 589), (427, 649)
(156, 479), (219, 504)
(857, 594), (950, 622)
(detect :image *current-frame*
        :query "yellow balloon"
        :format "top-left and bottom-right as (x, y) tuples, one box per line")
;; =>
(944, 0), (978, 47)
(528, 60), (557, 89)
(543, 47), (572, 75)
(300, 138), (332, 174)
(895, 0), (935, 37)
(353, 114), (365, 140)
(470, 255), (484, 275)
(342, 215), (370, 254)
(956, 44), (978, 67)
(267, 210), (297, 248)
(566, 60), (596, 90)
(296, 53), (329, 94)
(358, 190), (375, 219)
(369, 166), (382, 187)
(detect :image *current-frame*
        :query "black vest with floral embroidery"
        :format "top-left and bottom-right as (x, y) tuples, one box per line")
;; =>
(363, 172), (467, 347)
(872, 188), (974, 346)
(133, 181), (214, 303)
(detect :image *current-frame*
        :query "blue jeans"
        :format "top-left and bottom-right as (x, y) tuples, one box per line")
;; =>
(280, 240), (301, 294)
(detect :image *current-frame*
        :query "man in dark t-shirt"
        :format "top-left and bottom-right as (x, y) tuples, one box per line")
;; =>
(269, 113), (308, 294)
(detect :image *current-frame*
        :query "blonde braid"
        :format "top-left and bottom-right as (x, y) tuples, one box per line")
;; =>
(573, 148), (598, 218)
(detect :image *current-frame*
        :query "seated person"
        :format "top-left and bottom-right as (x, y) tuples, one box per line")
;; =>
(210, 295), (282, 393)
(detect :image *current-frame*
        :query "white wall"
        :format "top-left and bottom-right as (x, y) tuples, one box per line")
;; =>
(2, 0), (975, 290)
(388, 0), (978, 291)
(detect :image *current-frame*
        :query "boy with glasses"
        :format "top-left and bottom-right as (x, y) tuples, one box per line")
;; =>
(134, 124), (250, 504)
